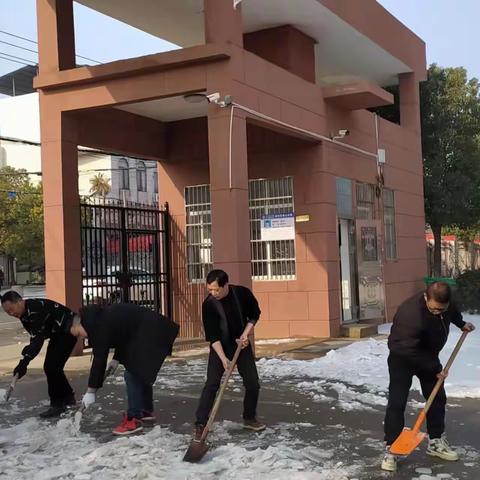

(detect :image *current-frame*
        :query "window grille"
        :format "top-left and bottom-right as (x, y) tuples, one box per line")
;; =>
(185, 177), (296, 282)
(356, 182), (376, 220)
(185, 185), (212, 282)
(249, 177), (296, 280)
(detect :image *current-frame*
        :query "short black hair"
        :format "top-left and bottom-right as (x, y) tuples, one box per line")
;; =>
(426, 282), (451, 304)
(206, 269), (229, 287)
(1, 290), (23, 304)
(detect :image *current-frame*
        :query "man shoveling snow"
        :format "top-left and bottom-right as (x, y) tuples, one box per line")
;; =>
(382, 281), (475, 472)
(1, 291), (78, 418)
(69, 303), (179, 435)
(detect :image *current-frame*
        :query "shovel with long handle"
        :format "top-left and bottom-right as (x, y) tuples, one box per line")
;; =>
(183, 341), (244, 463)
(3, 374), (19, 402)
(390, 330), (469, 456)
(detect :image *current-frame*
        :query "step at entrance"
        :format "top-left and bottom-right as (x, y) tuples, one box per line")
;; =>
(341, 323), (378, 339)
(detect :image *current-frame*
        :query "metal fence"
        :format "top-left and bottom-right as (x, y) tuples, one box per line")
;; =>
(80, 198), (171, 317)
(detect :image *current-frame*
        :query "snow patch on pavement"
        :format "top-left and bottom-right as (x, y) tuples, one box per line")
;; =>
(257, 315), (480, 410)
(0, 418), (362, 480)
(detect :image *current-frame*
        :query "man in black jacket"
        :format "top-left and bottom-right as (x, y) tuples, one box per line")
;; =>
(70, 303), (179, 435)
(381, 282), (475, 472)
(193, 269), (266, 440)
(1, 291), (77, 418)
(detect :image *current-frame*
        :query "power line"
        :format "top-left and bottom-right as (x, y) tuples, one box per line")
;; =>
(0, 51), (37, 65)
(0, 136), (158, 164)
(0, 40), (38, 56)
(0, 30), (36, 45)
(0, 55), (34, 67)
(0, 29), (101, 64)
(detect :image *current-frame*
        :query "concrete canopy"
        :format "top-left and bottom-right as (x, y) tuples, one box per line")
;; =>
(75, 0), (425, 87)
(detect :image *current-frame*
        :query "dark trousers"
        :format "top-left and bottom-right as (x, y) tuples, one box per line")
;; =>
(195, 344), (260, 425)
(124, 369), (154, 420)
(384, 353), (446, 445)
(43, 332), (77, 406)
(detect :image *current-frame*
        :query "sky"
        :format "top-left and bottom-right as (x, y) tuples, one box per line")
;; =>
(0, 0), (478, 79)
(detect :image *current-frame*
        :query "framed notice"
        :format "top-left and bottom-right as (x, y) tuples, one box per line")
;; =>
(260, 213), (295, 241)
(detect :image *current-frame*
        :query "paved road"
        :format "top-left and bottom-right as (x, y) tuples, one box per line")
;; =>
(1, 359), (478, 480)
(0, 285), (45, 347)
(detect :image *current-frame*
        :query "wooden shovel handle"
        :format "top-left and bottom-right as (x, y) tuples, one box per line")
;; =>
(412, 330), (469, 433)
(201, 341), (243, 441)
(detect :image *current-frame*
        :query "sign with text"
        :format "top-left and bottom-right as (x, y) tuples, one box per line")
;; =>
(260, 213), (295, 241)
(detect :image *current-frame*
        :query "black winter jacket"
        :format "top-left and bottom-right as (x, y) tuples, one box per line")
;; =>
(81, 303), (179, 388)
(202, 285), (260, 350)
(20, 299), (75, 361)
(388, 292), (465, 372)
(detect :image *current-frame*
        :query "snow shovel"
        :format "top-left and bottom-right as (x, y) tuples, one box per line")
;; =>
(183, 340), (243, 463)
(3, 374), (19, 402)
(390, 330), (469, 456)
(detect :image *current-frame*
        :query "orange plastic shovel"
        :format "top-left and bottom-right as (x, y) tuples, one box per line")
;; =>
(390, 330), (469, 456)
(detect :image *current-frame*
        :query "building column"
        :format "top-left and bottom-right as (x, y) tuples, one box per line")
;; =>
(208, 106), (251, 288)
(36, 0), (76, 73)
(204, 0), (244, 47)
(39, 98), (82, 312)
(399, 72), (421, 133)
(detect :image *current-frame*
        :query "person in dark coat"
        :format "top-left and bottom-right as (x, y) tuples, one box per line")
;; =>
(1, 290), (77, 418)
(193, 269), (266, 441)
(69, 303), (179, 436)
(381, 281), (475, 472)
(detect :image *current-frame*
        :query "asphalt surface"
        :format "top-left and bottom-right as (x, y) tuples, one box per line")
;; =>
(1, 359), (478, 480)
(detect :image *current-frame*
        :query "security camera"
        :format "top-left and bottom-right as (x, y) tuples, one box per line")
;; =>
(206, 92), (221, 104)
(330, 129), (350, 141)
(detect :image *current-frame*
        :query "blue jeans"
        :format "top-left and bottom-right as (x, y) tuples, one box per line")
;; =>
(124, 370), (154, 420)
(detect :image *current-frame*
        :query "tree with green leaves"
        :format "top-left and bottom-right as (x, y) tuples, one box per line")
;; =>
(0, 166), (44, 278)
(421, 64), (480, 276)
(89, 173), (111, 200)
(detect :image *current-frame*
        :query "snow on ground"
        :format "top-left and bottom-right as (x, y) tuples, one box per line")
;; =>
(257, 314), (480, 411)
(0, 417), (361, 480)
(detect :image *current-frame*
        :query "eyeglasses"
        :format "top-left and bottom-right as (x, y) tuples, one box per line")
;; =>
(426, 304), (449, 315)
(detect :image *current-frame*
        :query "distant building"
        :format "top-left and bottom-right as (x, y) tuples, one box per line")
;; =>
(0, 73), (159, 204)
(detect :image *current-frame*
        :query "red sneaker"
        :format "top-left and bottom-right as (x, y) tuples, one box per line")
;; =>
(112, 414), (143, 436)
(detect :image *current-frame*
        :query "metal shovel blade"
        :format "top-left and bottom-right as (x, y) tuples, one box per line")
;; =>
(390, 428), (426, 455)
(183, 439), (210, 463)
(3, 385), (14, 402)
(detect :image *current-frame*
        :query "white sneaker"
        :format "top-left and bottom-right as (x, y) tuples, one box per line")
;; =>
(381, 449), (397, 472)
(426, 435), (459, 461)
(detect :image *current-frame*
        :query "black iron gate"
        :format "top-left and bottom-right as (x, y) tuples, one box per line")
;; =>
(80, 200), (171, 317)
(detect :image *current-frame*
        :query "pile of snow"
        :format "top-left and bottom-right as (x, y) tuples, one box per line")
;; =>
(0, 418), (361, 480)
(257, 314), (480, 409)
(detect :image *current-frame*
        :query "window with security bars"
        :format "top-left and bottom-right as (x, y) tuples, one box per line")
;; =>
(383, 188), (397, 260)
(185, 185), (212, 282)
(185, 178), (296, 282)
(249, 177), (296, 280)
(356, 183), (376, 220)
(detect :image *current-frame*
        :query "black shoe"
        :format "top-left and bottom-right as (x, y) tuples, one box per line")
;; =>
(39, 405), (67, 419)
(243, 418), (266, 432)
(63, 394), (76, 407)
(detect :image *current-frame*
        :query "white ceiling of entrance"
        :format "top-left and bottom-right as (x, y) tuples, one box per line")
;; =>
(117, 95), (207, 122)
(77, 0), (411, 86)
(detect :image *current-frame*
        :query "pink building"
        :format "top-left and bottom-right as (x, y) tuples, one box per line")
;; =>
(35, 0), (427, 339)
